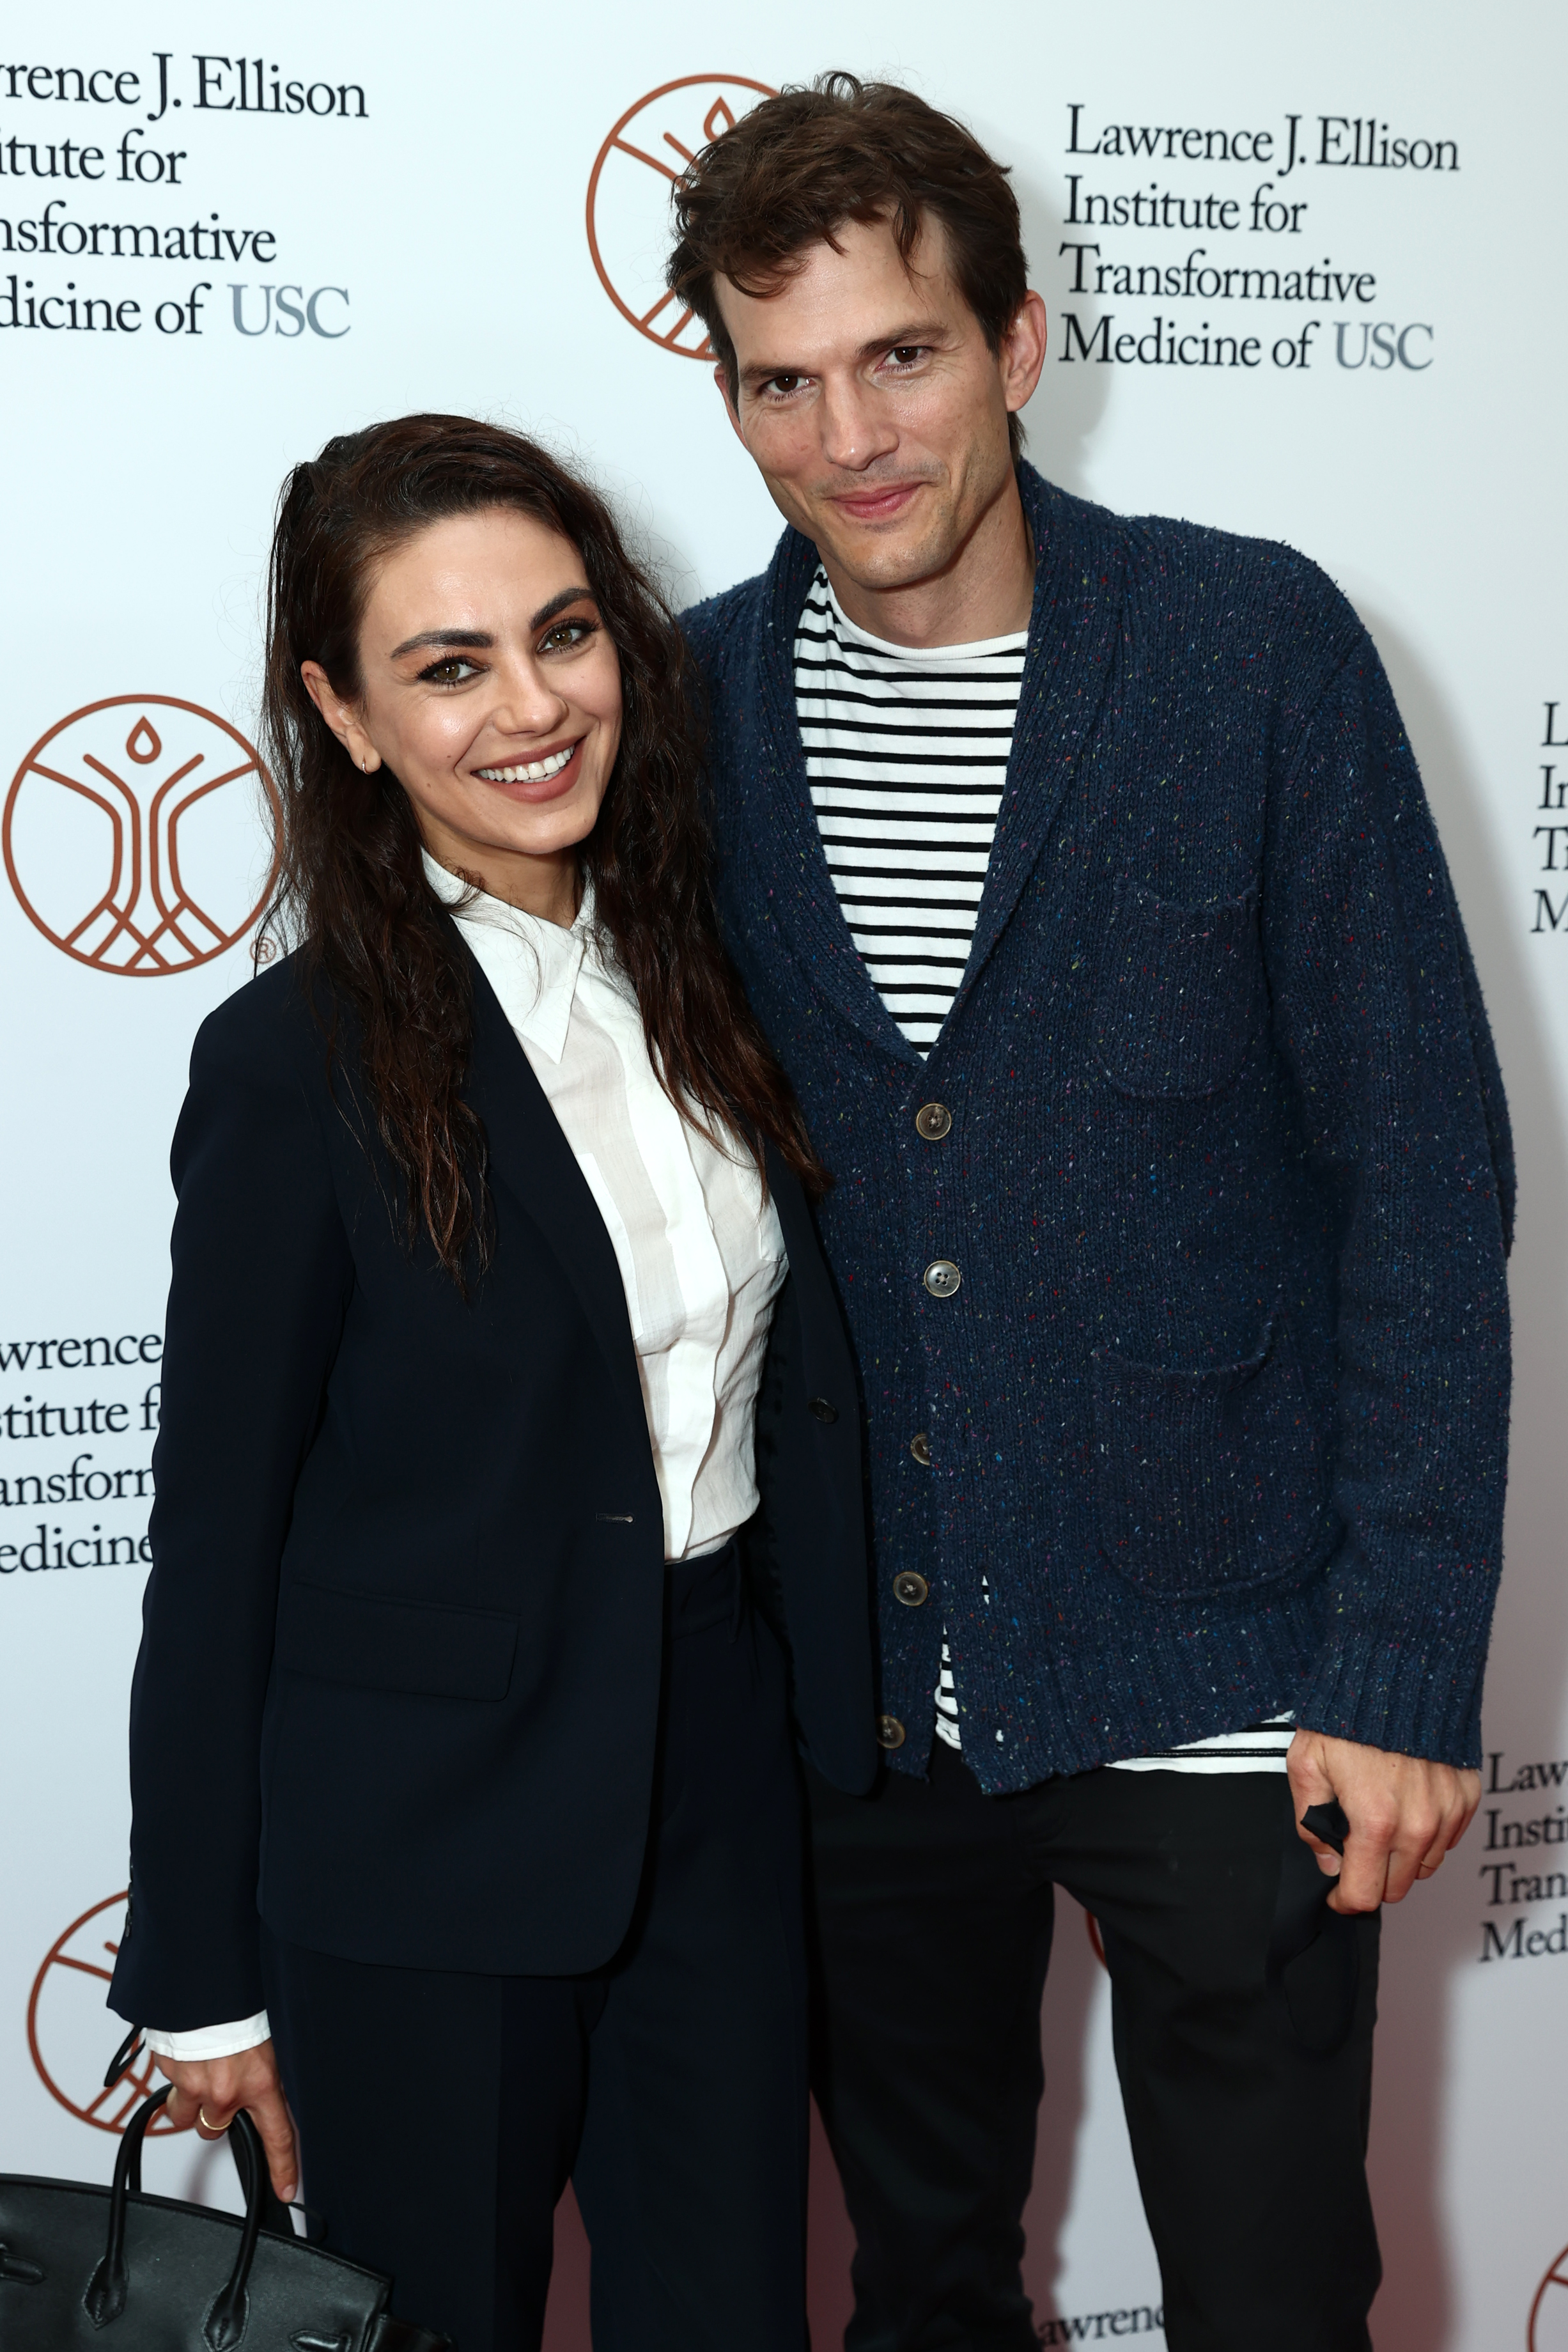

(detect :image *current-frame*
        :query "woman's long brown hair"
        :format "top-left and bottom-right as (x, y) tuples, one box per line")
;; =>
(261, 412), (824, 1284)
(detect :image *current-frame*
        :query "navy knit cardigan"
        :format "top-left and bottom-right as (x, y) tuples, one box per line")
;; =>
(683, 462), (1513, 1791)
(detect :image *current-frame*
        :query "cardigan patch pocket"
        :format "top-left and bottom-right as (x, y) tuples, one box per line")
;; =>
(1097, 882), (1264, 1098)
(1092, 1312), (1328, 1599)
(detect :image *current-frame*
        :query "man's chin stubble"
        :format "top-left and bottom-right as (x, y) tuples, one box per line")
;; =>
(819, 520), (965, 596)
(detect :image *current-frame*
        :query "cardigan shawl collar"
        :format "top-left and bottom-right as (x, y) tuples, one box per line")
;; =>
(748, 464), (1126, 1063)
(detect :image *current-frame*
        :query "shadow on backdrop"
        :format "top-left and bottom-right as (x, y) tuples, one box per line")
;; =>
(1015, 171), (1107, 500)
(1347, 600), (1568, 2352)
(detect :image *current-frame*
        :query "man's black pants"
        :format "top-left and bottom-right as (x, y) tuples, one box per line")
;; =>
(264, 1547), (810, 2352)
(806, 1739), (1381, 2352)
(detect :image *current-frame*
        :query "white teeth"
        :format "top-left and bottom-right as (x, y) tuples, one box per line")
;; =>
(477, 745), (576, 784)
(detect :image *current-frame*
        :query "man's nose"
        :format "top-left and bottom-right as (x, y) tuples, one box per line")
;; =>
(817, 375), (899, 474)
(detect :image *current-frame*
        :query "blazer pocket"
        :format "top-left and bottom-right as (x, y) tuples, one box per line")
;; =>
(1096, 882), (1265, 1099)
(1092, 1313), (1329, 1600)
(275, 1580), (518, 1701)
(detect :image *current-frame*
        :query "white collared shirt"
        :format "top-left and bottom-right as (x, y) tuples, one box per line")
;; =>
(142, 854), (788, 2065)
(426, 853), (788, 1561)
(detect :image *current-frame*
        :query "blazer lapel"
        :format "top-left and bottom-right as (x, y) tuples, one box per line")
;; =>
(765, 1146), (859, 1424)
(766, 1143), (835, 1330)
(936, 471), (1126, 1039)
(740, 529), (924, 1068)
(462, 944), (648, 1438)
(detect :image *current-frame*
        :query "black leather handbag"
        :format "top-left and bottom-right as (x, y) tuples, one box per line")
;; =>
(0, 2084), (449, 2349)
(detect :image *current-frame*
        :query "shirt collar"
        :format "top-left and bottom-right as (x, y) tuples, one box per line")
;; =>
(817, 565), (1030, 662)
(422, 849), (594, 1066)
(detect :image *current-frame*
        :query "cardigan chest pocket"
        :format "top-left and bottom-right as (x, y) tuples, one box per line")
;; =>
(1096, 882), (1265, 1098)
(1092, 1313), (1330, 1600)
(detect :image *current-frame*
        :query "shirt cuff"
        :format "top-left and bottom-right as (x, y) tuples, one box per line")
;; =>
(142, 2011), (271, 2062)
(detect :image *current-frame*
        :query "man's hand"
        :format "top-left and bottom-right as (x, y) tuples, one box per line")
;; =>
(156, 2039), (299, 2203)
(1287, 1730), (1480, 1914)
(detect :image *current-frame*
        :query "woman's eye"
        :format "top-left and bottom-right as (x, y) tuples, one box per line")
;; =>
(539, 619), (594, 653)
(420, 656), (481, 686)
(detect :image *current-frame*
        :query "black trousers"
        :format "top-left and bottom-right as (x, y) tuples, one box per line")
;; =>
(807, 1738), (1381, 2352)
(263, 1546), (809, 2352)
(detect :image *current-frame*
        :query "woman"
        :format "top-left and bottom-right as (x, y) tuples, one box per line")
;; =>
(107, 414), (875, 2351)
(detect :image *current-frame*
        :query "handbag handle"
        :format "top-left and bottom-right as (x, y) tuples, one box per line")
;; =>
(84, 2084), (170, 2325)
(223, 2103), (301, 2236)
(84, 2085), (269, 2349)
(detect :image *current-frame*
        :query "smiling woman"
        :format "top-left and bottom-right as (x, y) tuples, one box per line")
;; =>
(261, 414), (823, 1279)
(105, 414), (876, 2352)
(302, 508), (625, 931)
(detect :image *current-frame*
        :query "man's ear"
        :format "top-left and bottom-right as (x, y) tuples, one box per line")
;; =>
(301, 660), (381, 774)
(1001, 290), (1049, 417)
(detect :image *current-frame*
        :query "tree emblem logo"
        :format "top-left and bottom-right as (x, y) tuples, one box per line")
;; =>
(27, 1891), (190, 2135)
(1532, 2244), (1568, 2349)
(4, 694), (281, 975)
(586, 75), (776, 357)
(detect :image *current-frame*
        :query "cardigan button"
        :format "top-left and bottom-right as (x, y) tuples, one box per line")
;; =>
(909, 1431), (932, 1466)
(893, 1571), (929, 1607)
(923, 1259), (961, 1299)
(914, 1102), (953, 1141)
(877, 1714), (907, 1750)
(807, 1396), (839, 1424)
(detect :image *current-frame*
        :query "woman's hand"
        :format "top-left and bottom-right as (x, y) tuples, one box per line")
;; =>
(157, 2039), (299, 2202)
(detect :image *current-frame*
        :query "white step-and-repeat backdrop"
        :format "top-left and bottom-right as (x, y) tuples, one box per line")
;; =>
(3, 5), (1564, 2345)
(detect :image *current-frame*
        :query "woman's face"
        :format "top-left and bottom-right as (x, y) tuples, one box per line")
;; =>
(303, 505), (623, 920)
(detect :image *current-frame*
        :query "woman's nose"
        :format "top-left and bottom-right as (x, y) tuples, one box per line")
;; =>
(490, 664), (571, 738)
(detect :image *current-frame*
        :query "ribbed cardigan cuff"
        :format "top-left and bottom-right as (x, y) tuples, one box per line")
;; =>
(1296, 1628), (1486, 1770)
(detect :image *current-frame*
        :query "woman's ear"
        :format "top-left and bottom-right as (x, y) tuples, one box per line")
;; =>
(302, 660), (382, 774)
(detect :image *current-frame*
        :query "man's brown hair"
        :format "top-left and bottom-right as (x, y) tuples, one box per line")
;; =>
(667, 72), (1030, 459)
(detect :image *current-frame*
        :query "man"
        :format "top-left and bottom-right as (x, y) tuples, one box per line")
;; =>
(668, 72), (1512, 2352)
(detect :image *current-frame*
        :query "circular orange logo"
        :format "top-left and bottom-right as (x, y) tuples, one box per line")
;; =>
(1532, 2245), (1568, 2349)
(27, 1891), (190, 2135)
(4, 694), (282, 975)
(586, 74), (776, 357)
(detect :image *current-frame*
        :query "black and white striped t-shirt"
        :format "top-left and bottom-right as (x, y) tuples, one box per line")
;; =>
(795, 568), (1024, 1054)
(794, 569), (1290, 1776)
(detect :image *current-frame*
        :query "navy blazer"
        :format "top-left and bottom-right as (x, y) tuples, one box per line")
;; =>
(110, 945), (874, 2032)
(683, 462), (1514, 1789)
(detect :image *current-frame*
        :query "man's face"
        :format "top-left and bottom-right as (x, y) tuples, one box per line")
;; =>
(713, 214), (1043, 598)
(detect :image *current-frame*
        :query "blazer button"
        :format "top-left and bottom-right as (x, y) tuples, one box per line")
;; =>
(877, 1714), (907, 1750)
(808, 1396), (839, 1424)
(909, 1431), (932, 1466)
(893, 1571), (929, 1607)
(914, 1102), (953, 1141)
(923, 1259), (961, 1298)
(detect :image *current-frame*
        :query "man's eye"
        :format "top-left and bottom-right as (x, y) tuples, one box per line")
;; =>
(887, 345), (928, 367)
(765, 374), (805, 397)
(420, 656), (480, 685)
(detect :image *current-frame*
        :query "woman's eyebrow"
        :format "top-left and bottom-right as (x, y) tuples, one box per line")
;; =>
(531, 586), (596, 629)
(390, 627), (495, 660)
(388, 589), (594, 661)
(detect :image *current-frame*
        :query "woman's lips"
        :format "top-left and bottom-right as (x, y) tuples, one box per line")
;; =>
(473, 738), (584, 802)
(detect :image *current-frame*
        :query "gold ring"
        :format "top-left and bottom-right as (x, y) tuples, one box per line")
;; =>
(198, 2107), (226, 2133)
